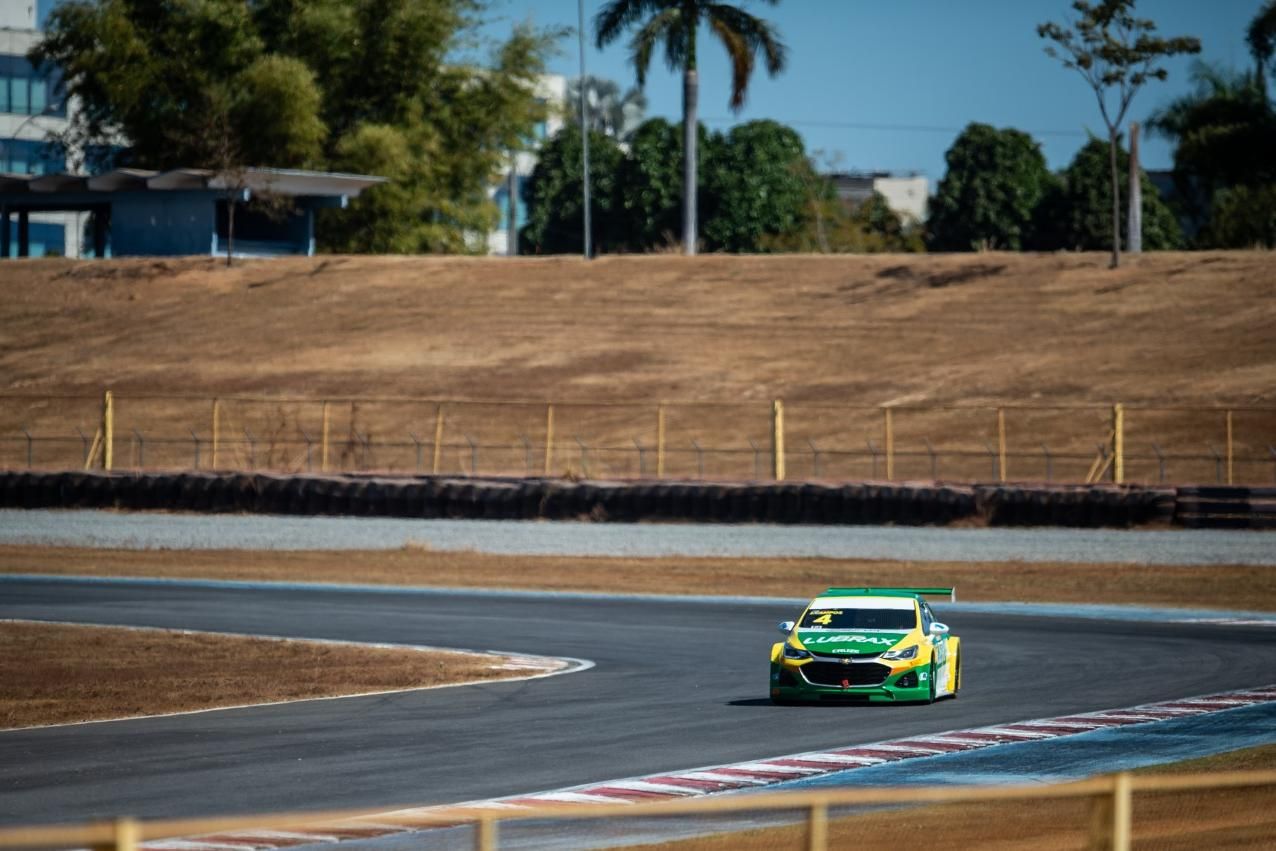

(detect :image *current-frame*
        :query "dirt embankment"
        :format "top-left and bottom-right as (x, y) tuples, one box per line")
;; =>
(2, 252), (1274, 482)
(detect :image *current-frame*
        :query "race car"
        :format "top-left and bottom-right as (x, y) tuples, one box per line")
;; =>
(769, 587), (960, 704)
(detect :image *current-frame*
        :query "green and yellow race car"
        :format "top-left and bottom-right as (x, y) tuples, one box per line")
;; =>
(769, 587), (961, 704)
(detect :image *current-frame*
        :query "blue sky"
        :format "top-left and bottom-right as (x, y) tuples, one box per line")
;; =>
(479, 0), (1262, 187)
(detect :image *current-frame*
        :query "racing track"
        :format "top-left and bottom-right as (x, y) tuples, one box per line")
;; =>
(3, 577), (1276, 826)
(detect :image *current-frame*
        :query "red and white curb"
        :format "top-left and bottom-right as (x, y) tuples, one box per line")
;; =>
(140, 683), (1276, 850)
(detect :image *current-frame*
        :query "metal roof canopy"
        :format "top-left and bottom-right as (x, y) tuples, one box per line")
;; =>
(0, 166), (385, 210)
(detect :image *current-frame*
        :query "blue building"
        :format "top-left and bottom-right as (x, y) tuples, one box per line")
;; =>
(0, 167), (384, 258)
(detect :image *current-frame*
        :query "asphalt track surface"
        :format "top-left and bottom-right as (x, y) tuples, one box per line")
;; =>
(4, 577), (1276, 826)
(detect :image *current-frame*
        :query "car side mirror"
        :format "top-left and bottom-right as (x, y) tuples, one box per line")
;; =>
(929, 622), (949, 636)
(778, 620), (795, 635)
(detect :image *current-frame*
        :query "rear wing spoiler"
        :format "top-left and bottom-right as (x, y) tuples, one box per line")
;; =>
(824, 587), (957, 602)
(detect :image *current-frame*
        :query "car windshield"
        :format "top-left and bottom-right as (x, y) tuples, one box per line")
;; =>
(799, 606), (916, 631)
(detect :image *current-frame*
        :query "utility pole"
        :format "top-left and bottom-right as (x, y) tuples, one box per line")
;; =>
(1127, 121), (1142, 254)
(578, 0), (592, 259)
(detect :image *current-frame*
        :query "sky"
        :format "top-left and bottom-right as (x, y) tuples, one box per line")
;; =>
(478, 0), (1264, 189)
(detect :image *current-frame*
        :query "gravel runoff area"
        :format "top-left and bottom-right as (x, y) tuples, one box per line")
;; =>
(3, 510), (1276, 565)
(0, 620), (560, 729)
(3, 545), (1275, 612)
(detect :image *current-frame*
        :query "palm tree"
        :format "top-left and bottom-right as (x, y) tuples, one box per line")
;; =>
(1248, 1), (1276, 97)
(567, 75), (648, 143)
(595, 0), (786, 255)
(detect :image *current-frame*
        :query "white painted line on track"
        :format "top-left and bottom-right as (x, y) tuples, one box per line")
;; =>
(0, 618), (593, 733)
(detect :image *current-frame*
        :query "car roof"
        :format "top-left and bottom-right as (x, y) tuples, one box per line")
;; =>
(806, 595), (917, 611)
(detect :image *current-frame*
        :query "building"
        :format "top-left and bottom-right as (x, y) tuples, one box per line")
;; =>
(487, 73), (566, 256)
(829, 171), (929, 225)
(2, 0), (76, 256)
(0, 167), (384, 258)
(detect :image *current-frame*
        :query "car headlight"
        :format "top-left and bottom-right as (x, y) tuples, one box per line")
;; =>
(880, 645), (919, 661)
(782, 644), (812, 661)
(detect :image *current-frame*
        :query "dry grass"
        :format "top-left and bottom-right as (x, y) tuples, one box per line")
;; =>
(3, 545), (1274, 611)
(0, 620), (522, 729)
(626, 746), (1276, 850)
(2, 252), (1274, 481)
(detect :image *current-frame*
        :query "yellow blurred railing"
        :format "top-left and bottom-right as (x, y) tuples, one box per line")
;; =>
(1, 770), (1273, 851)
(2, 391), (1275, 485)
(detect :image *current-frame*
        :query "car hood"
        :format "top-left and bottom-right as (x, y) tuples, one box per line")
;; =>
(795, 630), (910, 655)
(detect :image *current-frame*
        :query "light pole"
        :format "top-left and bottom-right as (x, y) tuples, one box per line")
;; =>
(578, 0), (591, 259)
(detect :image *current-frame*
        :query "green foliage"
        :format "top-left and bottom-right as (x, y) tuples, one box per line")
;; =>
(762, 185), (924, 254)
(1199, 183), (1276, 249)
(927, 123), (1055, 251)
(1032, 137), (1182, 251)
(701, 120), (807, 252)
(32, 0), (557, 253)
(610, 118), (703, 250)
(520, 128), (624, 255)
(594, 0), (786, 107)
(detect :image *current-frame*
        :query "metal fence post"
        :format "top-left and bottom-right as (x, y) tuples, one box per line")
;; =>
(543, 404), (555, 476)
(1210, 444), (1223, 483)
(924, 438), (938, 480)
(982, 440), (997, 479)
(432, 405), (445, 475)
(656, 404), (666, 478)
(1226, 409), (1234, 485)
(102, 389), (114, 472)
(575, 436), (588, 478)
(772, 400), (785, 481)
(691, 438), (704, 478)
(22, 428), (32, 468)
(320, 401), (330, 473)
(866, 439), (879, 479)
(466, 435), (479, 475)
(997, 407), (1007, 482)
(883, 407), (894, 481)
(409, 432), (422, 472)
(519, 435), (532, 475)
(807, 800), (828, 851)
(211, 398), (221, 469)
(809, 439), (821, 478)
(633, 438), (646, 476)
(1112, 403), (1124, 484)
(1041, 443), (1053, 481)
(132, 429), (144, 469)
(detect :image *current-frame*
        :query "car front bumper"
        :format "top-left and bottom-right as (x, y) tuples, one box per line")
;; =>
(769, 658), (931, 703)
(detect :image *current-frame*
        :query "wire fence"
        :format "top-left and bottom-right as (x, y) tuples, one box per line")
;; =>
(3, 392), (1275, 485)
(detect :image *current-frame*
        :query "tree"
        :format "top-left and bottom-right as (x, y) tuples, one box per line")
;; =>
(566, 75), (647, 142)
(521, 127), (624, 254)
(1147, 62), (1276, 234)
(1248, 1), (1276, 96)
(611, 118), (704, 250)
(595, 0), (786, 256)
(927, 123), (1055, 251)
(32, 0), (558, 253)
(1031, 137), (1181, 251)
(701, 119), (806, 252)
(1038, 0), (1199, 267)
(1200, 183), (1276, 248)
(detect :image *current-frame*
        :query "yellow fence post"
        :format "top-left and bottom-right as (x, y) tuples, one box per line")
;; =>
(474, 815), (497, 851)
(883, 407), (894, 481)
(807, 800), (828, 851)
(112, 818), (138, 851)
(1226, 410), (1234, 485)
(102, 390), (114, 472)
(771, 400), (785, 481)
(1112, 403), (1124, 484)
(432, 405), (445, 475)
(320, 401), (330, 473)
(211, 398), (221, 470)
(543, 404), (555, 476)
(997, 407), (1007, 482)
(1111, 772), (1132, 851)
(656, 404), (666, 479)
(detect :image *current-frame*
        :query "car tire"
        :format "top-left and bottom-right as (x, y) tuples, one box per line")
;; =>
(952, 651), (962, 699)
(927, 662), (936, 704)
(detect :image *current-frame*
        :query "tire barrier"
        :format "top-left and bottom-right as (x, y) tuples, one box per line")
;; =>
(0, 470), (1209, 528)
(1175, 486), (1276, 530)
